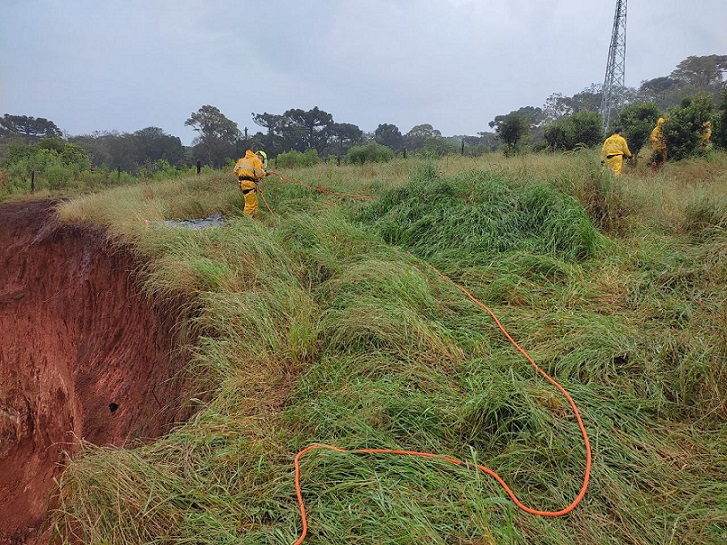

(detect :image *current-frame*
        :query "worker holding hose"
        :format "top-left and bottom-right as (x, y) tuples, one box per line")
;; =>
(233, 150), (268, 216)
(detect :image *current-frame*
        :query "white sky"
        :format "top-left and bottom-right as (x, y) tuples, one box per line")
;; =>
(1, 0), (725, 145)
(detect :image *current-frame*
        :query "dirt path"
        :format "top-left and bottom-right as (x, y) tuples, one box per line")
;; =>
(0, 200), (192, 544)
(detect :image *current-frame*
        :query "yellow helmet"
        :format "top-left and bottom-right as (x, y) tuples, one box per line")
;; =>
(256, 150), (268, 162)
(657, 117), (665, 125)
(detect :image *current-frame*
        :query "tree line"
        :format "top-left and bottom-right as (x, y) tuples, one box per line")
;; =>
(0, 54), (725, 189)
(490, 55), (727, 156)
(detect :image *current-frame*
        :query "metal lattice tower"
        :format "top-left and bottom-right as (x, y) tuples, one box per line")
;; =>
(600, 0), (627, 133)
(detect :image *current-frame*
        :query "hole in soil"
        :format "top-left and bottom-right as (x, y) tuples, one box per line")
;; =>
(0, 201), (194, 544)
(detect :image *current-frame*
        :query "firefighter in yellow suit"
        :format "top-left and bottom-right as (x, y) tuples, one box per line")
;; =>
(601, 127), (632, 176)
(700, 121), (712, 149)
(233, 150), (268, 216)
(649, 117), (666, 165)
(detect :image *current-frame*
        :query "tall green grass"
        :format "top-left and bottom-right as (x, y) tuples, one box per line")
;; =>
(50, 151), (727, 544)
(357, 168), (606, 269)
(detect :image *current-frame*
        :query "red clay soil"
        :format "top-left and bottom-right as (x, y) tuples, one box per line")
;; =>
(0, 200), (193, 544)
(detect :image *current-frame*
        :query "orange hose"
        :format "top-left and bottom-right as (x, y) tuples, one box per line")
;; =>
(259, 170), (592, 540)
(292, 263), (592, 544)
(257, 184), (275, 216)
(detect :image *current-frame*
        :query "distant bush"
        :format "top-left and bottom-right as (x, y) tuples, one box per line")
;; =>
(717, 88), (727, 149)
(414, 137), (459, 158)
(616, 102), (661, 156)
(345, 143), (394, 164)
(138, 159), (190, 180)
(275, 149), (319, 168)
(544, 111), (603, 151)
(663, 94), (713, 161)
(0, 137), (94, 195)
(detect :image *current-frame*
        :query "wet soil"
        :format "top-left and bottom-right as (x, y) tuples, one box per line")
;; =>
(0, 200), (192, 544)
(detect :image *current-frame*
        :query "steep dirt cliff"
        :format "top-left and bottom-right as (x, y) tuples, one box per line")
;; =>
(0, 200), (192, 544)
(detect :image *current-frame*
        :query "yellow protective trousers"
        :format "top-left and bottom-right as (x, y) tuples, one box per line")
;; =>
(605, 154), (624, 176)
(239, 178), (259, 216)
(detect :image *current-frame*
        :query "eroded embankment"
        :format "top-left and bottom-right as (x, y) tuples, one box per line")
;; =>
(0, 200), (192, 544)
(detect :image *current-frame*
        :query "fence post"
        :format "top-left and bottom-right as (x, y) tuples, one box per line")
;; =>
(31, 170), (35, 193)
(117, 166), (121, 183)
(461, 139), (465, 155)
(196, 160), (201, 175)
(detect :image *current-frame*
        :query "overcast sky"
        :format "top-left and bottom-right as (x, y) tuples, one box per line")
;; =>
(1, 0), (725, 145)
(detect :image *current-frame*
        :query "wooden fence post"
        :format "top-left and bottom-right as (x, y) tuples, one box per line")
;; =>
(31, 170), (35, 193)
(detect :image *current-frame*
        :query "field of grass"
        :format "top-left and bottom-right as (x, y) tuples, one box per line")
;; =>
(51, 150), (727, 544)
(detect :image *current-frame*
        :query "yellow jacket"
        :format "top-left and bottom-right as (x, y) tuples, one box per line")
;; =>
(233, 150), (266, 181)
(601, 134), (632, 161)
(650, 125), (665, 149)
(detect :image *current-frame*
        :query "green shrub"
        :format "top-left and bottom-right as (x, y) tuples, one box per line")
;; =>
(345, 143), (395, 164)
(616, 102), (661, 155)
(544, 112), (603, 151)
(715, 87), (727, 149)
(275, 148), (319, 168)
(663, 94), (714, 161)
(0, 137), (93, 193)
(414, 137), (459, 158)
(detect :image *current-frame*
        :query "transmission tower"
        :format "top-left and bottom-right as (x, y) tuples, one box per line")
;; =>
(600, 0), (627, 133)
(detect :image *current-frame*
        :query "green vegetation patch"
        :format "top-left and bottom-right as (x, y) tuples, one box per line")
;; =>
(356, 168), (605, 269)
